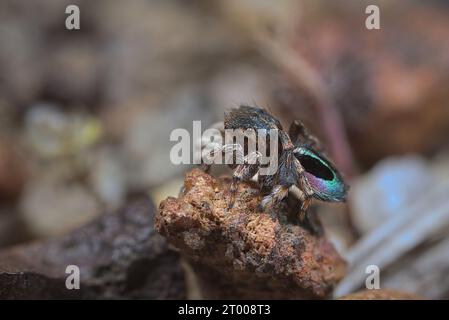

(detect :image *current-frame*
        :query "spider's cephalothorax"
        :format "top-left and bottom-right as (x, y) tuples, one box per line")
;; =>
(199, 105), (348, 222)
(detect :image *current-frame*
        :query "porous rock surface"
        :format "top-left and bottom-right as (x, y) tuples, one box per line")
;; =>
(156, 169), (347, 299)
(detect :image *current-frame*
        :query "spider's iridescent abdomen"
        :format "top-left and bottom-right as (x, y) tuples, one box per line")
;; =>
(295, 147), (348, 202)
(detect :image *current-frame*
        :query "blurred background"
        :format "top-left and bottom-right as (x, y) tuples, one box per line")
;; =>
(1, 0), (449, 298)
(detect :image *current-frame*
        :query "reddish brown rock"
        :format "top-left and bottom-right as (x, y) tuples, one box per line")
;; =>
(156, 169), (347, 299)
(339, 289), (423, 300)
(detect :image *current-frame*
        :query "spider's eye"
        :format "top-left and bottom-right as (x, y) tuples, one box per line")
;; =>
(295, 152), (334, 181)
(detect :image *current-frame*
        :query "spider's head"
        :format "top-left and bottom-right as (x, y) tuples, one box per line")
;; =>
(294, 146), (349, 202)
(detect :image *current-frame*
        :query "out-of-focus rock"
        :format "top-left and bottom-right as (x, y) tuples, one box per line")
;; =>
(24, 104), (102, 159)
(350, 156), (434, 234)
(0, 137), (27, 201)
(20, 166), (100, 237)
(0, 197), (186, 299)
(156, 169), (346, 299)
(339, 289), (423, 300)
(88, 146), (127, 211)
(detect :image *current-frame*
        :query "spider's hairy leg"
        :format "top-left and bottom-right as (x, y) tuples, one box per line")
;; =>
(200, 143), (244, 172)
(290, 185), (322, 235)
(299, 174), (315, 220)
(259, 185), (289, 212)
(290, 155), (315, 219)
(289, 120), (323, 152)
(299, 198), (312, 221)
(289, 185), (312, 221)
(228, 151), (261, 210)
(199, 143), (220, 172)
(197, 122), (225, 172)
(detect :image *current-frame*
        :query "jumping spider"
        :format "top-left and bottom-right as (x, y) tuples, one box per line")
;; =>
(199, 105), (348, 225)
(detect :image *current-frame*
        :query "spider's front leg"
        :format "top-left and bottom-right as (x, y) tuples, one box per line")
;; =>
(259, 185), (290, 212)
(198, 122), (225, 172)
(200, 143), (244, 172)
(228, 151), (261, 209)
(299, 197), (312, 221)
(299, 174), (315, 221)
(289, 185), (312, 221)
(291, 157), (315, 220)
(289, 184), (323, 235)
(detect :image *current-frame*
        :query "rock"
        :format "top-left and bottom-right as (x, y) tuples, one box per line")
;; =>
(339, 289), (423, 300)
(20, 167), (101, 237)
(0, 197), (186, 299)
(150, 177), (184, 209)
(156, 169), (346, 299)
(88, 146), (127, 211)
